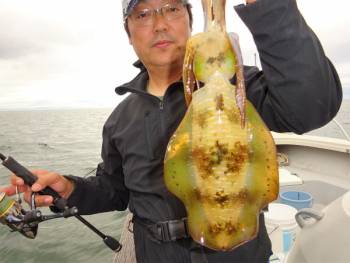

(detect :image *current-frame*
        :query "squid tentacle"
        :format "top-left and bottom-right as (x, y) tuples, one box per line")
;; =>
(183, 41), (197, 106)
(228, 32), (246, 128)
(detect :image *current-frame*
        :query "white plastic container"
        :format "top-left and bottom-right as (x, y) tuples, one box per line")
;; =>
(264, 203), (298, 256)
(286, 191), (350, 263)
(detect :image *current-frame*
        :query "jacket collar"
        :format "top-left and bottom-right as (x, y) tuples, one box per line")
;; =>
(115, 60), (184, 96)
(115, 60), (149, 96)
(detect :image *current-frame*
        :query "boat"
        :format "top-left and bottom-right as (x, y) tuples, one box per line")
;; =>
(269, 131), (350, 263)
(113, 123), (350, 263)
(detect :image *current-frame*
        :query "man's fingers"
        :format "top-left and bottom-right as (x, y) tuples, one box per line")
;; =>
(3, 169), (69, 206)
(6, 174), (30, 195)
(23, 192), (53, 207)
(31, 170), (68, 195)
(10, 174), (24, 186)
(32, 182), (43, 192)
(31, 170), (60, 192)
(0, 186), (16, 196)
(0, 184), (29, 196)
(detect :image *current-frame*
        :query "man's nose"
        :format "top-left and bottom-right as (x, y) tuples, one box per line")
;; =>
(152, 11), (169, 32)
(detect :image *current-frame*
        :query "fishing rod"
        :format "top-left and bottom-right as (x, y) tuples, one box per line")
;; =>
(0, 153), (122, 252)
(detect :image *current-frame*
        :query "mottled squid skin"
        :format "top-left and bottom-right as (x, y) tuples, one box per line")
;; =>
(164, 0), (278, 251)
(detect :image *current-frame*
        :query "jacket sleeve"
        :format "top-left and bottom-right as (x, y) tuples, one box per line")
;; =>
(234, 0), (342, 133)
(65, 120), (129, 215)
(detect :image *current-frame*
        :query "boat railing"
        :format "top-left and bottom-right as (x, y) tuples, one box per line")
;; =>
(332, 118), (350, 141)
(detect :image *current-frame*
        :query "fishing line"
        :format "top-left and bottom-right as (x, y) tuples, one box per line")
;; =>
(83, 167), (97, 178)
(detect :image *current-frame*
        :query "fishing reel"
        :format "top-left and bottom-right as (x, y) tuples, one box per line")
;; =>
(0, 190), (77, 239)
(0, 153), (122, 251)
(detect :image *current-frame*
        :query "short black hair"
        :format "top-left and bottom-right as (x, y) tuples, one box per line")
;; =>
(124, 4), (193, 37)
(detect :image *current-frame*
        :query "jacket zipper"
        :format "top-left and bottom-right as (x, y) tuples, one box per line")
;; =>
(144, 112), (155, 160)
(159, 97), (173, 217)
(159, 99), (166, 141)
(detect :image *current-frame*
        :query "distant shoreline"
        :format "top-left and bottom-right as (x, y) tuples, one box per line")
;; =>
(0, 106), (115, 112)
(0, 98), (349, 112)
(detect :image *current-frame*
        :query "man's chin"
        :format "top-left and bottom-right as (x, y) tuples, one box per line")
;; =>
(150, 56), (183, 67)
(152, 60), (183, 69)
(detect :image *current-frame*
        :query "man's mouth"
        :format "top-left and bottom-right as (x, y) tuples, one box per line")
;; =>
(153, 40), (173, 48)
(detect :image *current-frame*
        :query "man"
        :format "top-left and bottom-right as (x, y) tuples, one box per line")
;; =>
(1, 0), (342, 262)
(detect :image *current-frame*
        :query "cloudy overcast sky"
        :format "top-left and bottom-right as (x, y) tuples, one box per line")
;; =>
(0, 0), (349, 110)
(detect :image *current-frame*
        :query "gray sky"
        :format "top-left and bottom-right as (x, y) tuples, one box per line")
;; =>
(0, 0), (349, 110)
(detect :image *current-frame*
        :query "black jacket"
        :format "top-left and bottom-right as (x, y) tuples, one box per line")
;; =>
(67, 0), (342, 262)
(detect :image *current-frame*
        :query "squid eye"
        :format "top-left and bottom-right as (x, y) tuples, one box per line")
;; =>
(198, 81), (205, 89)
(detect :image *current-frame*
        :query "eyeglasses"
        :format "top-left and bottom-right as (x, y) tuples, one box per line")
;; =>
(127, 1), (187, 27)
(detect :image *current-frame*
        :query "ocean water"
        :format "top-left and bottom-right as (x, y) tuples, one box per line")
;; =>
(0, 108), (127, 263)
(0, 100), (349, 263)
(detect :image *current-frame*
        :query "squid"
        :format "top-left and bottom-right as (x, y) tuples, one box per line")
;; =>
(164, 0), (279, 251)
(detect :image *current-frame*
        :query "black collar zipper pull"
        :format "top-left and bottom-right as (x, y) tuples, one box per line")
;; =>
(159, 100), (164, 110)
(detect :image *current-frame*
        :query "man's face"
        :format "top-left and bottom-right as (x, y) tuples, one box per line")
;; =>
(126, 0), (191, 69)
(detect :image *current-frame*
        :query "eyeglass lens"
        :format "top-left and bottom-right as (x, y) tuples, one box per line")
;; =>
(129, 1), (186, 26)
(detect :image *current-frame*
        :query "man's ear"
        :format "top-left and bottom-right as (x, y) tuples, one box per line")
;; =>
(124, 21), (132, 44)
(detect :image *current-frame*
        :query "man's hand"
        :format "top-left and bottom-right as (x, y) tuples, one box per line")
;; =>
(0, 170), (75, 207)
(246, 0), (257, 4)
